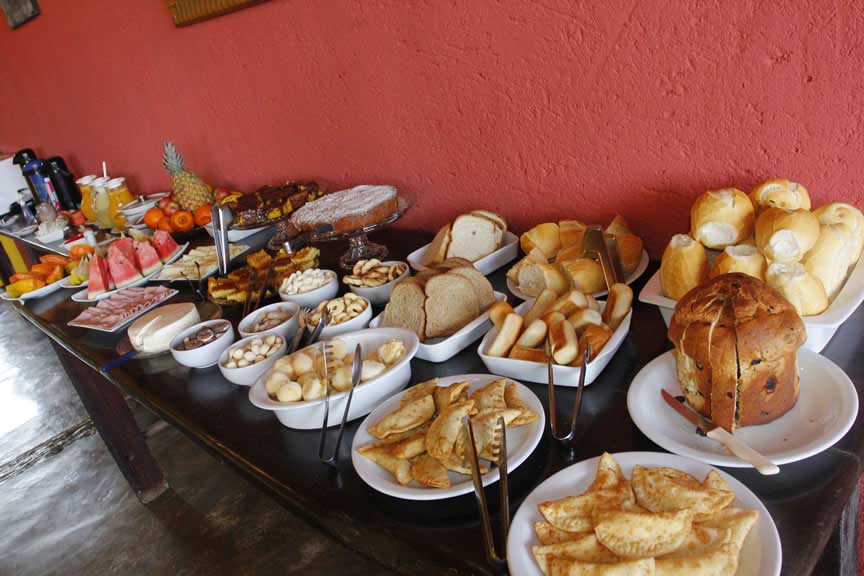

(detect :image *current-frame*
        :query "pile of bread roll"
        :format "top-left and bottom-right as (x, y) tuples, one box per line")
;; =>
(484, 284), (633, 365)
(660, 179), (864, 316)
(506, 216), (644, 297)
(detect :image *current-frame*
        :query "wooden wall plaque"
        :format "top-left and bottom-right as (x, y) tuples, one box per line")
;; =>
(167, 0), (269, 27)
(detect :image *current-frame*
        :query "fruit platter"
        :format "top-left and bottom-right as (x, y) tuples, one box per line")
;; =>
(2, 253), (79, 301)
(71, 230), (188, 303)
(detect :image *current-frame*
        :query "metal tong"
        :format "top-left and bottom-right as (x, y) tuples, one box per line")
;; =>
(464, 414), (509, 570)
(546, 337), (590, 443)
(318, 343), (361, 464)
(211, 204), (234, 276)
(582, 225), (624, 289)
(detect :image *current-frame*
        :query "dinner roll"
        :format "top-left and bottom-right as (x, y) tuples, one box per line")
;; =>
(559, 220), (587, 249)
(766, 261), (829, 316)
(615, 233), (643, 276)
(523, 289), (558, 325)
(520, 222), (561, 259)
(814, 202), (864, 263)
(690, 188), (755, 249)
(802, 223), (856, 300)
(605, 214), (632, 237)
(708, 244), (767, 281)
(755, 207), (820, 263)
(660, 234), (708, 300)
(560, 258), (605, 294)
(750, 179), (811, 211)
(601, 283), (633, 331)
(516, 318), (548, 348)
(518, 262), (569, 297)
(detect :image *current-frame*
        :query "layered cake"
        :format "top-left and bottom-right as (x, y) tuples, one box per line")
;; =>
(229, 181), (321, 228)
(290, 185), (398, 234)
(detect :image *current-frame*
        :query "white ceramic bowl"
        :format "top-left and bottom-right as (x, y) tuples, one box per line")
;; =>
(347, 261), (409, 305)
(314, 296), (373, 339)
(218, 331), (287, 386)
(170, 319), (235, 369)
(248, 327), (419, 429)
(238, 301), (300, 340)
(278, 270), (339, 309)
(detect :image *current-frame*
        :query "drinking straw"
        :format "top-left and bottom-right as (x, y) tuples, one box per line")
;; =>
(102, 161), (107, 179)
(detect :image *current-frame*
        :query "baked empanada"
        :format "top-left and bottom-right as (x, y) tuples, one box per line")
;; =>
(539, 486), (637, 533)
(504, 382), (539, 426)
(594, 509), (694, 558)
(589, 452), (628, 491)
(547, 557), (655, 576)
(532, 534), (619, 574)
(369, 395), (435, 439)
(387, 428), (427, 459)
(433, 381), (470, 413)
(695, 508), (759, 552)
(472, 408), (521, 460)
(534, 521), (589, 545)
(632, 466), (734, 521)
(399, 379), (439, 406)
(357, 444), (412, 485)
(655, 543), (738, 575)
(470, 378), (508, 412)
(426, 400), (475, 460)
(410, 454), (451, 489)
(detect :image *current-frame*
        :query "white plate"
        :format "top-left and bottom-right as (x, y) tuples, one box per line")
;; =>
(15, 224), (38, 236)
(118, 193), (169, 215)
(407, 231), (519, 276)
(59, 275), (87, 289)
(627, 349), (858, 468)
(1, 274), (67, 301)
(369, 291), (507, 362)
(507, 250), (650, 300)
(67, 288), (179, 333)
(507, 451), (781, 576)
(70, 242), (189, 303)
(352, 374), (545, 500)
(638, 252), (864, 352)
(204, 222), (271, 242)
(478, 298), (630, 386)
(154, 244), (251, 282)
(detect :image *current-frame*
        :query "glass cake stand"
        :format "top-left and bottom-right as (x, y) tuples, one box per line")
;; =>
(269, 198), (412, 271)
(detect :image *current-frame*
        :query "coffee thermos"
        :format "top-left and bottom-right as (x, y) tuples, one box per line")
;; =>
(45, 157), (81, 210)
(12, 149), (80, 211)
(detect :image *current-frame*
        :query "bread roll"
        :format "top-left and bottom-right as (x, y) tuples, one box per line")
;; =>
(750, 179), (811, 211)
(516, 319), (548, 347)
(518, 262), (569, 297)
(814, 202), (864, 263)
(506, 247), (546, 284)
(660, 234), (708, 300)
(549, 320), (578, 364)
(802, 223), (855, 300)
(690, 188), (755, 249)
(488, 301), (515, 329)
(567, 308), (603, 333)
(540, 311), (566, 328)
(486, 313), (524, 357)
(755, 207), (820, 263)
(523, 289), (558, 325)
(560, 258), (606, 294)
(550, 290), (589, 317)
(520, 223), (561, 259)
(708, 244), (767, 281)
(508, 345), (547, 363)
(601, 283), (633, 331)
(559, 220), (587, 249)
(605, 215), (632, 237)
(553, 245), (584, 265)
(615, 233), (643, 276)
(766, 261), (829, 316)
(422, 224), (451, 266)
(572, 324), (613, 366)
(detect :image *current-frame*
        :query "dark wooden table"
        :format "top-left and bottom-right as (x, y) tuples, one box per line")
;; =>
(5, 228), (863, 575)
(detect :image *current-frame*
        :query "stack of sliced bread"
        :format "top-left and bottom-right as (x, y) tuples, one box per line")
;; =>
(382, 257), (495, 341)
(421, 211), (508, 267)
(507, 215), (643, 298)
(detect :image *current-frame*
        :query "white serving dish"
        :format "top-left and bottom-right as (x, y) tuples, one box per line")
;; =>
(638, 252), (864, 352)
(627, 349), (858, 468)
(204, 222), (270, 242)
(277, 270), (339, 309)
(1, 274), (67, 301)
(70, 242), (189, 303)
(315, 297), (373, 339)
(218, 331), (287, 386)
(507, 249), (650, 300)
(351, 374), (545, 500)
(477, 298), (630, 386)
(238, 301), (300, 340)
(347, 261), (409, 305)
(369, 291), (507, 362)
(507, 451), (781, 576)
(248, 327), (419, 429)
(170, 319), (235, 369)
(407, 231), (519, 276)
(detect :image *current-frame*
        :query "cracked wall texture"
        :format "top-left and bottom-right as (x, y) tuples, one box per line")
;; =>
(1, 0), (862, 255)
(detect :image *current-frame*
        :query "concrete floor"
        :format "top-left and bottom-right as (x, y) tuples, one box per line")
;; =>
(0, 304), (395, 576)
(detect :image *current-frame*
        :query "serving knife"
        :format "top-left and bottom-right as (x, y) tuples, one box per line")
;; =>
(660, 389), (780, 476)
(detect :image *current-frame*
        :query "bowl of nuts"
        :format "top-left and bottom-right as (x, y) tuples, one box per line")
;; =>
(171, 319), (235, 369)
(343, 259), (409, 305)
(247, 327), (420, 429)
(277, 268), (339, 309)
(218, 332), (287, 386)
(309, 293), (373, 339)
(238, 301), (300, 340)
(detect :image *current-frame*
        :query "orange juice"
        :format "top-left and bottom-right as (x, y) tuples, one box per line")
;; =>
(107, 178), (134, 229)
(76, 175), (97, 222)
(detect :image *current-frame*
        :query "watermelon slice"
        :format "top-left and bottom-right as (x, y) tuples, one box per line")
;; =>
(112, 237), (138, 268)
(151, 230), (180, 262)
(107, 243), (144, 288)
(133, 240), (162, 276)
(88, 254), (112, 299)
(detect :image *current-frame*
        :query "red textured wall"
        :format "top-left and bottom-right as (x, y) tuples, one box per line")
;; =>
(1, 0), (863, 256)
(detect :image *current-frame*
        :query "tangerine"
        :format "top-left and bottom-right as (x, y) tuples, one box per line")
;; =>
(144, 207), (165, 229)
(170, 210), (195, 232)
(193, 204), (212, 227)
(157, 217), (174, 232)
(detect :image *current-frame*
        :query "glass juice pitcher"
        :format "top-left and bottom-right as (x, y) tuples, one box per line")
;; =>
(107, 177), (134, 230)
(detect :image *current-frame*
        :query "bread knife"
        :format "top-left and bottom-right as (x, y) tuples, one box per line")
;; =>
(660, 389), (780, 475)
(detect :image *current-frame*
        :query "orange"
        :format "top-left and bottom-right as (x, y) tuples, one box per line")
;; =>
(193, 204), (212, 227)
(144, 207), (165, 229)
(157, 217), (174, 232)
(170, 211), (195, 232)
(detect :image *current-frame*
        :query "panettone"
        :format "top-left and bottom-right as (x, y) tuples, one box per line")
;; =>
(668, 273), (806, 432)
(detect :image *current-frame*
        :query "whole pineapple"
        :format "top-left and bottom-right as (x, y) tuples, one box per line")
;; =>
(162, 141), (214, 211)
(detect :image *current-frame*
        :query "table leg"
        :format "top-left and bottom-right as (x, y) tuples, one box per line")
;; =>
(50, 340), (169, 504)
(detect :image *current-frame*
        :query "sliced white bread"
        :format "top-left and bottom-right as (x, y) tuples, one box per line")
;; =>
(421, 224), (452, 266)
(424, 273), (480, 339)
(447, 264), (496, 310)
(470, 210), (508, 233)
(381, 278), (428, 339)
(446, 214), (503, 262)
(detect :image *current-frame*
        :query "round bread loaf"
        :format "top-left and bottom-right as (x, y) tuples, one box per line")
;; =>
(668, 273), (806, 432)
(749, 179), (811, 211)
(690, 188), (755, 249)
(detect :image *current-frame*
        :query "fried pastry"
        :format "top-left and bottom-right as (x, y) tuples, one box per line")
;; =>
(368, 395), (435, 439)
(400, 379), (439, 406)
(504, 382), (539, 426)
(470, 378), (508, 412)
(534, 522), (589, 546)
(593, 509), (694, 558)
(547, 557), (655, 576)
(356, 444), (412, 485)
(632, 466), (735, 521)
(539, 486), (637, 533)
(426, 400), (475, 460)
(655, 543), (738, 575)
(387, 429), (428, 459)
(410, 454), (451, 489)
(533, 534), (619, 574)
(433, 381), (470, 412)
